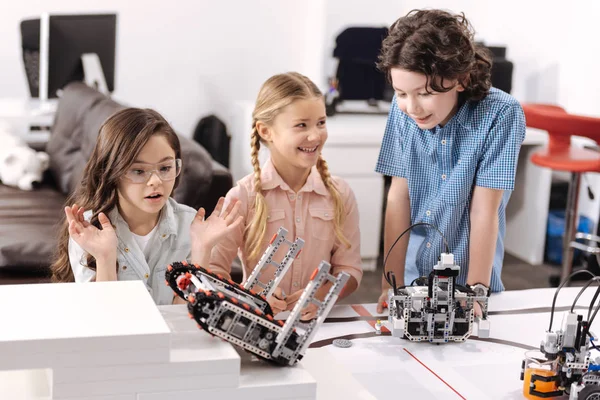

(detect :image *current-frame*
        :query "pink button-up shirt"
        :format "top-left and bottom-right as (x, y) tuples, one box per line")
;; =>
(209, 158), (362, 296)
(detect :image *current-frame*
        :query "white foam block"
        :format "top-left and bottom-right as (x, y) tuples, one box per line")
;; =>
(138, 350), (317, 400)
(0, 281), (170, 367)
(0, 346), (170, 371)
(52, 373), (237, 399)
(0, 369), (135, 400)
(52, 306), (240, 392)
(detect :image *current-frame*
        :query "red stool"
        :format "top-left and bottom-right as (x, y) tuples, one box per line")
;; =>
(522, 104), (600, 284)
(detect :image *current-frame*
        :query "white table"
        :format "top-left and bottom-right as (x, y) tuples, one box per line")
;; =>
(311, 286), (600, 399)
(0, 281), (596, 399)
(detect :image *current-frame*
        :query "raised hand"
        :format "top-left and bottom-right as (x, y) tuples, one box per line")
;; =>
(65, 204), (117, 264)
(190, 197), (243, 250)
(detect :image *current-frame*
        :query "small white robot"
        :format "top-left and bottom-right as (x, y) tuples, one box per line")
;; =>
(387, 252), (490, 343)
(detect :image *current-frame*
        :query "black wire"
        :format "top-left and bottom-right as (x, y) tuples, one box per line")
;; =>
(589, 295), (600, 328)
(549, 269), (596, 332)
(570, 276), (600, 314)
(382, 222), (450, 290)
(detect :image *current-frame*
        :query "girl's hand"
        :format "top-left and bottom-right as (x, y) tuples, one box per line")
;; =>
(65, 204), (117, 264)
(299, 302), (318, 321)
(267, 287), (287, 315)
(190, 197), (243, 250)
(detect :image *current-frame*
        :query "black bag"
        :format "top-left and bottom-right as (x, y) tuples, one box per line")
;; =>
(192, 115), (230, 168)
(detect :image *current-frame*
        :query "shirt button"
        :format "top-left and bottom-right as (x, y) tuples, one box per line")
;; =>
(324, 212), (329, 217)
(441, 139), (447, 145)
(124, 247), (129, 253)
(296, 217), (300, 223)
(441, 174), (447, 180)
(426, 210), (431, 216)
(298, 194), (302, 200)
(122, 265), (127, 271)
(161, 234), (167, 238)
(426, 242), (431, 248)
(293, 282), (299, 288)
(267, 215), (271, 220)
(144, 273), (149, 279)
(290, 194), (295, 200)
(457, 159), (462, 164)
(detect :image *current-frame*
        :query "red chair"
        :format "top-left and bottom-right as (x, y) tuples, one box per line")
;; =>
(522, 104), (600, 284)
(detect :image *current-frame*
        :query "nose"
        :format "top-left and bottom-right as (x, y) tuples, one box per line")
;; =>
(406, 97), (421, 115)
(146, 171), (163, 185)
(31, 180), (41, 189)
(308, 126), (324, 142)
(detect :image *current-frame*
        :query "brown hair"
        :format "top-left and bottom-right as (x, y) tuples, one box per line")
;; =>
(246, 72), (350, 262)
(377, 9), (492, 101)
(51, 108), (182, 282)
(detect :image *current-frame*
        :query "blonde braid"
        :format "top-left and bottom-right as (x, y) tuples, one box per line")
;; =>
(244, 124), (270, 261)
(316, 156), (351, 248)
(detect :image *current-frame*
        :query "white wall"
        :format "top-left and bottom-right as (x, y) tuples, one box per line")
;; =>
(324, 0), (571, 106)
(2, 1), (598, 132)
(0, 0), (325, 137)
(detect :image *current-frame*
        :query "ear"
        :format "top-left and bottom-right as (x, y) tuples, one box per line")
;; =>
(255, 121), (273, 142)
(456, 75), (468, 92)
(36, 152), (50, 170)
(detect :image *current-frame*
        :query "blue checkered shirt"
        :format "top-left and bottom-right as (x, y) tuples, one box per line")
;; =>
(375, 88), (526, 292)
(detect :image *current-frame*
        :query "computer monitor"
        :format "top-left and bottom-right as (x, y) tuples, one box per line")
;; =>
(20, 13), (116, 103)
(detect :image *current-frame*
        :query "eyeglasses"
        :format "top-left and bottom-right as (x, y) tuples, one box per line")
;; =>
(122, 159), (182, 184)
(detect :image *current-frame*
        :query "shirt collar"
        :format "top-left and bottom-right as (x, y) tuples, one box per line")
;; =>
(260, 157), (329, 196)
(108, 198), (178, 240)
(421, 98), (473, 134)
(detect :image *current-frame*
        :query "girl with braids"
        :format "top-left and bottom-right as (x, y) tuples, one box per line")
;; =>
(375, 9), (526, 314)
(51, 108), (242, 305)
(208, 72), (362, 320)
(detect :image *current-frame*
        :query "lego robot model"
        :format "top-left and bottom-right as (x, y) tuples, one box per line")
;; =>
(165, 227), (350, 366)
(387, 252), (490, 343)
(520, 273), (600, 399)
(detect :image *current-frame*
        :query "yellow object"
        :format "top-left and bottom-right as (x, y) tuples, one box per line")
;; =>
(522, 367), (558, 399)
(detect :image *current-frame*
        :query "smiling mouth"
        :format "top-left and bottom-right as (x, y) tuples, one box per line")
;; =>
(298, 146), (318, 153)
(414, 115), (432, 122)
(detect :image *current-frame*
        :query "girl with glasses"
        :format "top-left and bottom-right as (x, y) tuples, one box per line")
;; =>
(50, 108), (242, 305)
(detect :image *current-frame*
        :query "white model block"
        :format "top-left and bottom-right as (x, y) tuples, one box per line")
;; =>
(1, 346), (170, 372)
(53, 306), (240, 385)
(138, 351), (317, 400)
(0, 281), (170, 371)
(52, 374), (237, 399)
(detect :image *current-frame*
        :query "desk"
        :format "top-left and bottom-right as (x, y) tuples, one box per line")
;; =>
(0, 282), (596, 399)
(0, 98), (57, 146)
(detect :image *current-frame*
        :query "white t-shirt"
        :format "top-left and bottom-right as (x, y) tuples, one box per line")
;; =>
(132, 224), (158, 255)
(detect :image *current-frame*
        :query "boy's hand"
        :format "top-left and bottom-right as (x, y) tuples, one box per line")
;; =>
(65, 204), (117, 264)
(190, 197), (243, 250)
(474, 301), (483, 318)
(376, 289), (390, 314)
